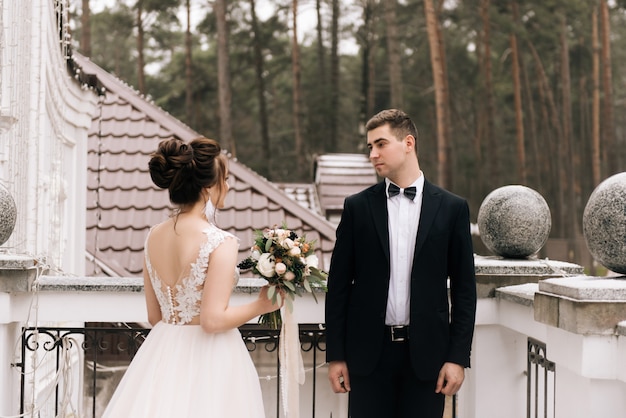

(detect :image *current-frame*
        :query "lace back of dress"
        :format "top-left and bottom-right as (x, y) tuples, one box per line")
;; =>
(144, 226), (231, 326)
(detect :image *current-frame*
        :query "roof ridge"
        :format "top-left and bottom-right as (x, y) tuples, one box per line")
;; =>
(73, 52), (201, 140)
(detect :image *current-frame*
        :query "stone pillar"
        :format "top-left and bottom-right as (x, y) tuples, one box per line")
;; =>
(532, 173), (626, 417)
(535, 172), (626, 333)
(458, 185), (584, 418)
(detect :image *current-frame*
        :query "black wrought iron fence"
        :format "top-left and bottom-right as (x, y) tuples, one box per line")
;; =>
(527, 337), (556, 418)
(17, 324), (328, 418)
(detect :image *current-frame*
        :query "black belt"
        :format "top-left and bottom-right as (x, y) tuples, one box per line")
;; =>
(385, 325), (409, 342)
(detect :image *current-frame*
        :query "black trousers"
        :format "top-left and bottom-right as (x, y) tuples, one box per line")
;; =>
(348, 337), (445, 418)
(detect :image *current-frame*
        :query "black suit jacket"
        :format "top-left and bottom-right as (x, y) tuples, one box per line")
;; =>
(325, 179), (477, 380)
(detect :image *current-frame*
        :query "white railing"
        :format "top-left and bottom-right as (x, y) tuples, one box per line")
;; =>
(3, 274), (344, 418)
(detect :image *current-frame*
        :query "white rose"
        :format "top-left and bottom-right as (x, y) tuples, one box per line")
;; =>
(305, 254), (319, 269)
(251, 248), (261, 260)
(289, 247), (301, 256)
(282, 238), (295, 249)
(275, 262), (287, 275)
(256, 253), (276, 277)
(284, 271), (296, 281)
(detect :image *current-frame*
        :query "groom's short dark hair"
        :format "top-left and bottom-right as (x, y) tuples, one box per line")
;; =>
(365, 109), (419, 145)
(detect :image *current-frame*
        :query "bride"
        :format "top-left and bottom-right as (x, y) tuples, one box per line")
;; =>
(102, 137), (280, 418)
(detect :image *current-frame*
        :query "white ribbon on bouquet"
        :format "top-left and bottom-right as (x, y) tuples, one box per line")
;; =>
(278, 306), (305, 418)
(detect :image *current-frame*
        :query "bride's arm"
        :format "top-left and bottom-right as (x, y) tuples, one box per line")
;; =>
(200, 236), (278, 333)
(143, 260), (162, 326)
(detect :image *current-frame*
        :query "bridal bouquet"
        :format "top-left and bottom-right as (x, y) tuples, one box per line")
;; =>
(237, 225), (328, 329)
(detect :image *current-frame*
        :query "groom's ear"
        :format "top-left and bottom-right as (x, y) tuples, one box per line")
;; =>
(404, 135), (416, 152)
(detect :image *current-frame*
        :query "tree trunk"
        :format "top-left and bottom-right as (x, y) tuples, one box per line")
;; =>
(520, 42), (540, 190)
(184, 0), (193, 124)
(424, 0), (449, 188)
(328, 0), (340, 152)
(291, 0), (305, 176)
(361, 0), (378, 131)
(384, 0), (403, 109)
(600, 0), (616, 175)
(591, 5), (601, 187)
(136, 0), (145, 94)
(474, 14), (485, 199)
(215, 0), (235, 156)
(528, 41), (565, 235)
(80, 0), (91, 57)
(480, 0), (499, 186)
(367, 26), (377, 122)
(510, 1), (526, 184)
(315, 0), (326, 87)
(559, 12), (579, 260)
(249, 0), (270, 176)
(436, 0), (452, 188)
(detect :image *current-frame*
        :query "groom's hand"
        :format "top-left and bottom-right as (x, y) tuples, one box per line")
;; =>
(328, 361), (351, 393)
(435, 362), (465, 396)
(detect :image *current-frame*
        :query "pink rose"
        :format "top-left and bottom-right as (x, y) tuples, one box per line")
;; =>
(275, 262), (287, 275)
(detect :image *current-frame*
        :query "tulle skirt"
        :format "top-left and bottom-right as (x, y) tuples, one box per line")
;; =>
(102, 322), (265, 418)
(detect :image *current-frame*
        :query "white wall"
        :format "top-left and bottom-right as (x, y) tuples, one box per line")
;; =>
(0, 0), (98, 275)
(0, 318), (21, 417)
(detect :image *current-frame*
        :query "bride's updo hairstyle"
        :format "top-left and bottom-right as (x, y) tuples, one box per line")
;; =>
(148, 137), (227, 206)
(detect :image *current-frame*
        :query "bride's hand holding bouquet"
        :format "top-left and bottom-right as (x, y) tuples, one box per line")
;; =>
(257, 283), (285, 315)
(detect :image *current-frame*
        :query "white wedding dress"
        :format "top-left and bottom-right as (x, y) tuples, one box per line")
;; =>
(102, 225), (265, 418)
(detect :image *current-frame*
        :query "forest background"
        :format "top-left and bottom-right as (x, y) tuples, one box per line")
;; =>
(71, 0), (626, 267)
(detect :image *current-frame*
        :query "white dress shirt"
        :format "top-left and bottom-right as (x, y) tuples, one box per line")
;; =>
(385, 173), (424, 326)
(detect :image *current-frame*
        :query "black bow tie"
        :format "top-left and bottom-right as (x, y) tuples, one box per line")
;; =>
(388, 183), (417, 200)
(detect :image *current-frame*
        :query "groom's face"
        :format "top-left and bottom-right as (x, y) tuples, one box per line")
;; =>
(367, 124), (412, 181)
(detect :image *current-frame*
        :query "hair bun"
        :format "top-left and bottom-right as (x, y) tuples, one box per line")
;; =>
(148, 136), (226, 206)
(148, 138), (194, 189)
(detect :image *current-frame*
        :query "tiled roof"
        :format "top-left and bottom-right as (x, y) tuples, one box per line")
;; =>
(75, 53), (337, 277)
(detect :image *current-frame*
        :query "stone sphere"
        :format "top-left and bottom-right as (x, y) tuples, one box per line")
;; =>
(0, 183), (17, 246)
(478, 185), (551, 258)
(583, 172), (626, 275)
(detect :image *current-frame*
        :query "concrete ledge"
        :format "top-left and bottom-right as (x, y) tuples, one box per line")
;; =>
(34, 276), (326, 295)
(539, 275), (626, 300)
(475, 255), (584, 276)
(35, 276), (272, 293)
(0, 254), (45, 293)
(495, 283), (537, 307)
(475, 256), (583, 298)
(535, 276), (626, 335)
(3, 276), (325, 324)
(37, 276), (144, 292)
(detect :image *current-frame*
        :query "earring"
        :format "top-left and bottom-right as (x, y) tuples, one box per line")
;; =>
(204, 194), (216, 223)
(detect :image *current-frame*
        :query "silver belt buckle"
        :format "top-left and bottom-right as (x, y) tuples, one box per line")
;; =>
(390, 325), (406, 342)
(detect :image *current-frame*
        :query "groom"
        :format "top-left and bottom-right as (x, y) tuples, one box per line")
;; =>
(325, 109), (477, 417)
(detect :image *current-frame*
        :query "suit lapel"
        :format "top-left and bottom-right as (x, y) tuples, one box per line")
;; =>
(414, 180), (442, 257)
(367, 182), (390, 264)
